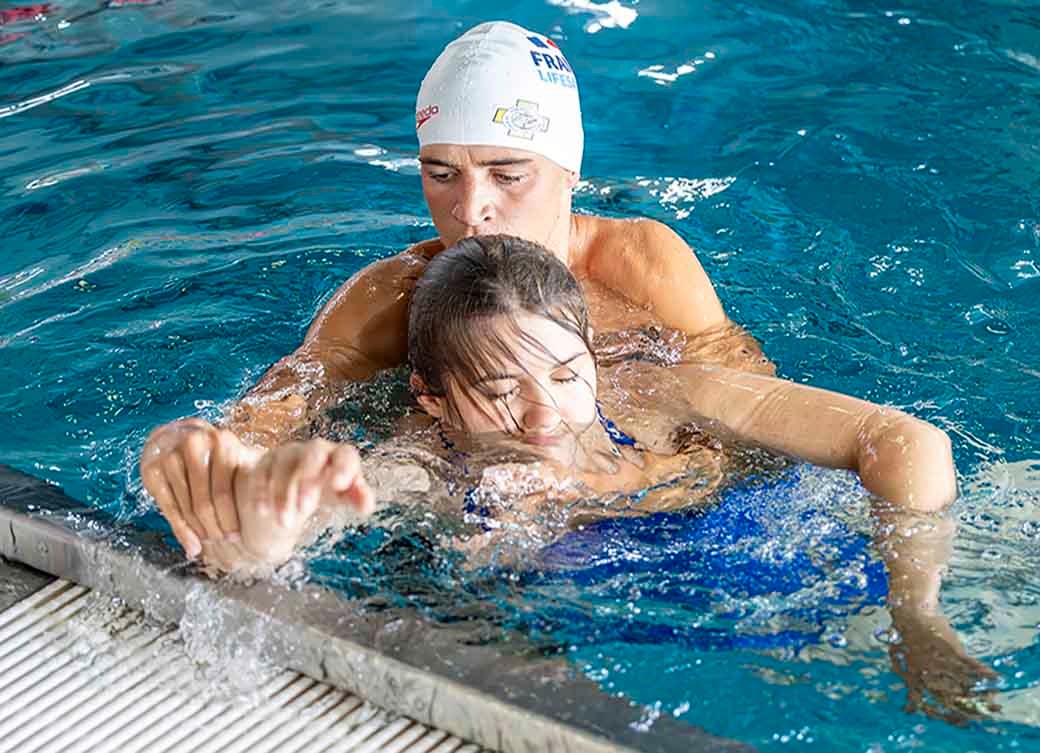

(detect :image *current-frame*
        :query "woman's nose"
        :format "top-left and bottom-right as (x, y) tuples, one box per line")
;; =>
(520, 398), (560, 433)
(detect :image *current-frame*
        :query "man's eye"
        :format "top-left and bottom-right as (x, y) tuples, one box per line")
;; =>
(426, 171), (453, 182)
(494, 173), (524, 185)
(554, 372), (581, 384)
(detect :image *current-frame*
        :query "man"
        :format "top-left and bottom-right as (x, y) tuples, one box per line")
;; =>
(142, 21), (769, 557)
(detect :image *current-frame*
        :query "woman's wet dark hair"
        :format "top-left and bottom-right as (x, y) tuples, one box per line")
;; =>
(408, 234), (594, 415)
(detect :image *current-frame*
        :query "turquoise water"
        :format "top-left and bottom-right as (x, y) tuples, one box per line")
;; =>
(2, 0), (1040, 750)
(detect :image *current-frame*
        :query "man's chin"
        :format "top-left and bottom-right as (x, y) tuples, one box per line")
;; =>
(439, 226), (512, 246)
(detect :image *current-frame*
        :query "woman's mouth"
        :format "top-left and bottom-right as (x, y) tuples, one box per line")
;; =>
(522, 433), (561, 447)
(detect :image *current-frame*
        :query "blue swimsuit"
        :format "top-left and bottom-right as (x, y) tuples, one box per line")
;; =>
(530, 466), (887, 651)
(443, 415), (886, 652)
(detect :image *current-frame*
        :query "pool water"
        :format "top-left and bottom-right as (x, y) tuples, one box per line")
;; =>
(2, 0), (1039, 750)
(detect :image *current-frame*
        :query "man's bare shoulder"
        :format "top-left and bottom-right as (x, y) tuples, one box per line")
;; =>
(573, 213), (730, 335)
(303, 239), (444, 364)
(405, 237), (447, 263)
(317, 239), (442, 313)
(574, 214), (691, 284)
(574, 215), (684, 272)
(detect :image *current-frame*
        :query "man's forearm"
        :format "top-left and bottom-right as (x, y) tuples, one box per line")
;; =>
(221, 344), (384, 449)
(876, 506), (953, 616)
(680, 320), (775, 375)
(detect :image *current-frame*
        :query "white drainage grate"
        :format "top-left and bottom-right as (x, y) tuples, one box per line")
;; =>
(0, 580), (485, 753)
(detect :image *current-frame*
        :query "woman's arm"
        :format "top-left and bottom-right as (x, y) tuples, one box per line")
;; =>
(607, 362), (957, 513)
(144, 430), (376, 576)
(676, 363), (957, 512)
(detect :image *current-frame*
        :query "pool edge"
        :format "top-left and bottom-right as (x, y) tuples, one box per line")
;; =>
(0, 464), (754, 753)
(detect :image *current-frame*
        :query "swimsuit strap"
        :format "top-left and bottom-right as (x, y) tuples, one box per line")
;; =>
(596, 402), (638, 448)
(437, 424), (493, 527)
(437, 422), (470, 475)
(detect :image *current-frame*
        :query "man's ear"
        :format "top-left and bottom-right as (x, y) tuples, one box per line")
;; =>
(410, 372), (445, 419)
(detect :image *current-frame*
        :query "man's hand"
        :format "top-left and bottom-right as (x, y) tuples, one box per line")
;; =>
(889, 609), (1000, 725)
(140, 418), (260, 558)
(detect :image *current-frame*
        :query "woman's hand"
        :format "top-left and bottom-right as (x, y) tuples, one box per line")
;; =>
(140, 418), (261, 558)
(233, 439), (376, 566)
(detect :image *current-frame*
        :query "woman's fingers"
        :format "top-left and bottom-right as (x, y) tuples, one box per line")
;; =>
(245, 452), (276, 516)
(210, 430), (242, 537)
(349, 474), (376, 514)
(328, 444), (361, 491)
(264, 440), (330, 525)
(327, 445), (375, 514)
(292, 440), (335, 517)
(241, 440), (373, 539)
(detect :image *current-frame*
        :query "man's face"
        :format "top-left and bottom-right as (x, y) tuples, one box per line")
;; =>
(419, 144), (577, 251)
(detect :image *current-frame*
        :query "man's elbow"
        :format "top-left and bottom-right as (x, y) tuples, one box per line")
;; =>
(859, 413), (957, 513)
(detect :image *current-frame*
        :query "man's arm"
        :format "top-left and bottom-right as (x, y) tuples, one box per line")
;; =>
(586, 218), (774, 374)
(877, 507), (1000, 723)
(140, 246), (431, 556)
(225, 249), (431, 447)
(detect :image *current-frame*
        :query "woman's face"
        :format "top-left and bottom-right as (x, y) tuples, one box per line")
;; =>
(419, 312), (598, 463)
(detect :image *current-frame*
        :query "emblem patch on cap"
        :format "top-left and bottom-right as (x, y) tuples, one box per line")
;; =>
(492, 100), (550, 140)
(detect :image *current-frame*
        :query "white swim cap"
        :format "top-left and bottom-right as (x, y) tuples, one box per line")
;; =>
(416, 21), (584, 174)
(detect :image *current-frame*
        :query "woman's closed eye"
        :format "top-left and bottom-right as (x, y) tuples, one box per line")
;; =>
(552, 370), (582, 384)
(483, 385), (520, 402)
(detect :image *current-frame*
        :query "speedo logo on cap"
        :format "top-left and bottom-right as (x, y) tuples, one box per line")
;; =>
(416, 104), (439, 129)
(527, 35), (576, 89)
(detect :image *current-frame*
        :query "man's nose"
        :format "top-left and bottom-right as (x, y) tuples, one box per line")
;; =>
(452, 177), (494, 227)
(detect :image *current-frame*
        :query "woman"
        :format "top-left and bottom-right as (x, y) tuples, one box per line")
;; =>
(405, 234), (954, 527)
(142, 234), (955, 573)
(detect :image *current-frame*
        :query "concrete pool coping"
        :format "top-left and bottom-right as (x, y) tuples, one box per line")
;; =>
(0, 553), (53, 611)
(0, 464), (753, 753)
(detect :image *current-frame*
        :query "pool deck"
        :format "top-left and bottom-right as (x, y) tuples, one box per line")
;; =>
(0, 575), (490, 753)
(0, 463), (754, 753)
(0, 555), (52, 612)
